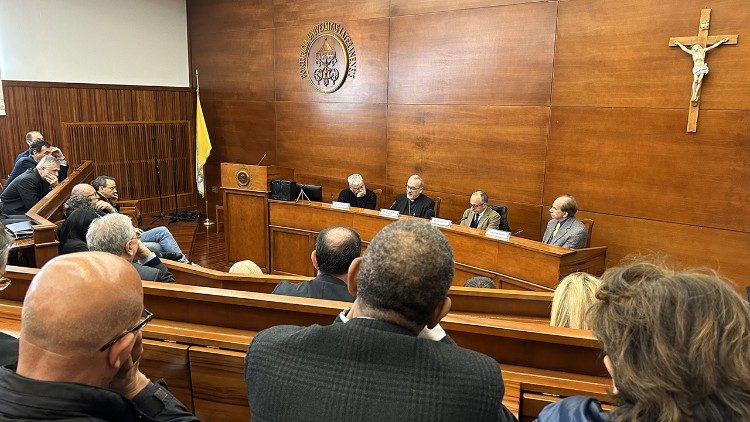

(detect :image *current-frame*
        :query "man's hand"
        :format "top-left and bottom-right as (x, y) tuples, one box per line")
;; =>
(48, 146), (65, 161)
(44, 173), (59, 187)
(109, 334), (150, 399)
(136, 239), (152, 260)
(95, 200), (116, 213)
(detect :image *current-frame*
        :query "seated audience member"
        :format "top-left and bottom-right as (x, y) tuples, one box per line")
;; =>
(6, 140), (68, 186)
(273, 226), (360, 302)
(337, 173), (377, 210)
(538, 262), (750, 421)
(246, 220), (516, 421)
(14, 130), (44, 163)
(86, 214), (176, 283)
(463, 276), (497, 289)
(70, 183), (116, 214)
(58, 207), (100, 255)
(390, 174), (436, 218)
(91, 175), (190, 263)
(459, 191), (501, 230)
(549, 272), (601, 329)
(542, 194), (587, 249)
(0, 252), (198, 420)
(0, 156), (61, 215)
(0, 224), (19, 367)
(228, 260), (263, 275)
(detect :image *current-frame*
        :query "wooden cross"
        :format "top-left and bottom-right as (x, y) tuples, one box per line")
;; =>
(669, 9), (738, 132)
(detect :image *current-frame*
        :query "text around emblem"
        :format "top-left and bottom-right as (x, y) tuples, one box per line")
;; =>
(299, 22), (357, 94)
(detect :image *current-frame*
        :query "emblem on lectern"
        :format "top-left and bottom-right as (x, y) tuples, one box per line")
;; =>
(299, 22), (357, 94)
(236, 169), (250, 187)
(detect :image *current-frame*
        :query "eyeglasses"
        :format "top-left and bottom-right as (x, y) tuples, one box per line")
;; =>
(98, 309), (154, 352)
(0, 277), (10, 291)
(350, 184), (365, 191)
(469, 202), (486, 209)
(406, 184), (423, 191)
(104, 185), (117, 191)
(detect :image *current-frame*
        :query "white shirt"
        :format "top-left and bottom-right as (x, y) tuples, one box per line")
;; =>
(337, 309), (447, 342)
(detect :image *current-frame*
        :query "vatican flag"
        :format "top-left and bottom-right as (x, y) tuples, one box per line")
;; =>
(195, 91), (212, 197)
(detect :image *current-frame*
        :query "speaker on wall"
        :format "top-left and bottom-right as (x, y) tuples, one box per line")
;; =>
(271, 180), (298, 201)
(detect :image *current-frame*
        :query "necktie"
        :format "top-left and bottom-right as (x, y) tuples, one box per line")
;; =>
(470, 213), (480, 228)
(552, 222), (560, 238)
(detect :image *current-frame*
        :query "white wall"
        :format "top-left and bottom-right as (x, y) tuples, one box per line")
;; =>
(0, 0), (189, 87)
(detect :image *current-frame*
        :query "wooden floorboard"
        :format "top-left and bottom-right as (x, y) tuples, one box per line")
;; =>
(142, 218), (227, 271)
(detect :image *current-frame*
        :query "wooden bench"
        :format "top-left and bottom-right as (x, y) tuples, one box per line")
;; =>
(1, 266), (610, 421)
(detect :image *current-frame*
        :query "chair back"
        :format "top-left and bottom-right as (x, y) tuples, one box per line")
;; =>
(489, 204), (512, 232)
(372, 188), (382, 210)
(581, 218), (594, 248)
(433, 197), (442, 218)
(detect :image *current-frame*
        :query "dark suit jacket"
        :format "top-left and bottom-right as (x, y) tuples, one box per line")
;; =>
(245, 318), (516, 422)
(6, 156), (68, 187)
(134, 256), (175, 283)
(390, 193), (435, 218)
(273, 273), (355, 302)
(459, 207), (502, 230)
(337, 188), (377, 210)
(0, 168), (52, 215)
(0, 332), (18, 368)
(542, 217), (587, 249)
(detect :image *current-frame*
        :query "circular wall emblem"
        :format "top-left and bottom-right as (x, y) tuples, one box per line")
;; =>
(236, 169), (250, 187)
(299, 22), (357, 94)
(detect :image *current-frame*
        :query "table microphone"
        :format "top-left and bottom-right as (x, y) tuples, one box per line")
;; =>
(257, 153), (267, 166)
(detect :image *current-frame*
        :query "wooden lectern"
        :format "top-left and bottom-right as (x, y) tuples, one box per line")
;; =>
(220, 163), (294, 272)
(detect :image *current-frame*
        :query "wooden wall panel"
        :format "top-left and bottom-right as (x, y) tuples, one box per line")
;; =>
(272, 0), (389, 26)
(553, 0), (750, 109)
(577, 211), (750, 292)
(546, 107), (750, 232)
(276, 102), (387, 186)
(188, 0), (274, 31)
(390, 0), (543, 16)
(274, 18), (389, 103)
(387, 105), (548, 204)
(388, 2), (557, 105)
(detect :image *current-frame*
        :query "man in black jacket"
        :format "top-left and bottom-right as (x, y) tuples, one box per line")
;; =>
(0, 252), (197, 421)
(13, 130), (44, 163)
(337, 173), (377, 210)
(6, 139), (69, 186)
(86, 214), (176, 283)
(0, 155), (61, 215)
(390, 174), (436, 218)
(272, 226), (359, 302)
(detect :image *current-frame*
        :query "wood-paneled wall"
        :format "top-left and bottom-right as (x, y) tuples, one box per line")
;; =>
(189, 0), (749, 289)
(0, 81), (195, 213)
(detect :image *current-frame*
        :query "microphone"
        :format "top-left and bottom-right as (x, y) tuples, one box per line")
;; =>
(512, 229), (524, 236)
(257, 153), (268, 166)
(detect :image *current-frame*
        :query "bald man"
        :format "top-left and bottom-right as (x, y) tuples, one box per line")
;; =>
(14, 130), (44, 163)
(390, 175), (436, 218)
(0, 252), (197, 420)
(70, 183), (116, 214)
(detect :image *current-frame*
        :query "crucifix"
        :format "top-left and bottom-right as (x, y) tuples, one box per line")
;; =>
(669, 9), (738, 132)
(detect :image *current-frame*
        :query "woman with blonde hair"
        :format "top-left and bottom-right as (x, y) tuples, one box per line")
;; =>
(550, 272), (600, 329)
(538, 262), (750, 421)
(228, 260), (263, 275)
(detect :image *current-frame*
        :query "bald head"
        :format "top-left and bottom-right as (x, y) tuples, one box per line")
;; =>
(314, 226), (361, 276)
(72, 183), (97, 199)
(21, 252), (142, 354)
(25, 131), (43, 146)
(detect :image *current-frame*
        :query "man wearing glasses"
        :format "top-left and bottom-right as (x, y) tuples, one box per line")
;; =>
(459, 191), (501, 230)
(389, 174), (436, 219)
(0, 252), (197, 420)
(0, 155), (62, 215)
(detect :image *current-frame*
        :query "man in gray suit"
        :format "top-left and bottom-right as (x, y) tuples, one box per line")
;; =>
(542, 195), (587, 249)
(86, 214), (175, 283)
(245, 220), (516, 421)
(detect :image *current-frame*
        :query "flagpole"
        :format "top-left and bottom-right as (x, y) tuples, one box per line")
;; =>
(197, 68), (215, 227)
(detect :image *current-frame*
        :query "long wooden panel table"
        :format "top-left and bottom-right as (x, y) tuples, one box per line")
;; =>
(267, 200), (606, 291)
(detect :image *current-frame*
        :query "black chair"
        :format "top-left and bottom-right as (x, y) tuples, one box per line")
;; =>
(488, 204), (511, 232)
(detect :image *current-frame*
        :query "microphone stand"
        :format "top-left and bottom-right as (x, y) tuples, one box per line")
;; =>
(167, 137), (199, 223)
(151, 137), (166, 223)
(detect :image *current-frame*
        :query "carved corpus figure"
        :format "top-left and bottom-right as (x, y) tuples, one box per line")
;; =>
(674, 38), (728, 105)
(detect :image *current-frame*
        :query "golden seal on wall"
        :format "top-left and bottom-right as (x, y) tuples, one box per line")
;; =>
(299, 22), (357, 94)
(236, 169), (250, 187)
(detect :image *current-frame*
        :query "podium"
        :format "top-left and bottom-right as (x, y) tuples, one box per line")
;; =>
(220, 163), (294, 272)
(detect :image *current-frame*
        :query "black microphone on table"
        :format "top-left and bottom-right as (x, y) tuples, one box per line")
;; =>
(257, 153), (267, 166)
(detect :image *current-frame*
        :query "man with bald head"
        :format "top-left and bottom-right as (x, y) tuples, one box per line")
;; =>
(272, 226), (360, 302)
(246, 220), (515, 420)
(0, 252), (197, 420)
(14, 130), (44, 163)
(390, 174), (436, 218)
(70, 183), (116, 214)
(542, 194), (587, 249)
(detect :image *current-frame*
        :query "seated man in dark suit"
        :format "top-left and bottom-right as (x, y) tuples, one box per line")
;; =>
(245, 220), (516, 421)
(6, 140), (68, 186)
(337, 173), (377, 210)
(273, 226), (359, 302)
(390, 174), (436, 218)
(14, 130), (44, 163)
(542, 194), (587, 249)
(0, 223), (19, 367)
(0, 252), (197, 420)
(86, 213), (176, 283)
(459, 191), (502, 230)
(0, 155), (61, 215)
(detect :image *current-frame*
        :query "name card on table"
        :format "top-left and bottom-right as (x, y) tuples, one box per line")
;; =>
(331, 201), (351, 211)
(486, 229), (511, 241)
(379, 209), (400, 219)
(430, 217), (452, 228)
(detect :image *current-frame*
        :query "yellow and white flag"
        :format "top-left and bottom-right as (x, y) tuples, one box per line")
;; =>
(195, 90), (212, 197)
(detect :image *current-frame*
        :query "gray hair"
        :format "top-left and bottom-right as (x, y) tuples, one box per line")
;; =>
(86, 213), (134, 256)
(408, 174), (424, 188)
(63, 194), (94, 217)
(36, 155), (60, 170)
(463, 276), (496, 289)
(347, 174), (364, 187)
